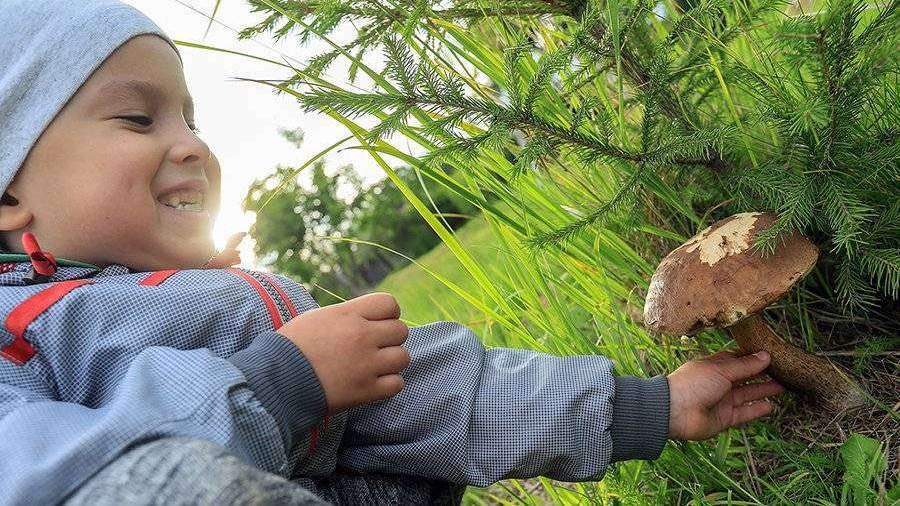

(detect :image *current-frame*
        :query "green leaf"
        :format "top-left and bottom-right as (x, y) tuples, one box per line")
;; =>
(840, 434), (886, 506)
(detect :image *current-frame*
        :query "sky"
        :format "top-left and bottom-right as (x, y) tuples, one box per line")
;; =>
(121, 0), (393, 267)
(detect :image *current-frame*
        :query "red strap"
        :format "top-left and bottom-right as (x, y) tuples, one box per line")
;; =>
(226, 269), (283, 329)
(229, 269), (323, 453)
(1, 279), (92, 365)
(139, 270), (179, 286)
(305, 414), (330, 456)
(256, 272), (298, 318)
(0, 333), (35, 366)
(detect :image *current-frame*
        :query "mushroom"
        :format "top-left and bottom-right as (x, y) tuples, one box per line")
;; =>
(643, 212), (866, 412)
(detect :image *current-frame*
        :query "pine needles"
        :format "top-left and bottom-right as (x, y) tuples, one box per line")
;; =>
(249, 0), (898, 313)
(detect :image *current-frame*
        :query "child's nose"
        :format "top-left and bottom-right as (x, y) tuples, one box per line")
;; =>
(167, 128), (210, 167)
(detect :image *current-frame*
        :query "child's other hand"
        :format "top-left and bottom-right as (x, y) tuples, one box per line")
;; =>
(276, 293), (410, 415)
(667, 350), (785, 441)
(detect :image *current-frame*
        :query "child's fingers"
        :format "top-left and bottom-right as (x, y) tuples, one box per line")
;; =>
(366, 319), (409, 347)
(224, 231), (246, 250)
(730, 400), (774, 427)
(374, 346), (411, 375)
(351, 292), (401, 321)
(715, 351), (771, 382)
(732, 380), (785, 406)
(371, 374), (405, 401)
(706, 350), (737, 361)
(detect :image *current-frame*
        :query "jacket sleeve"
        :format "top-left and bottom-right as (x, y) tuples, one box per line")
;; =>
(334, 321), (670, 486)
(0, 331), (326, 506)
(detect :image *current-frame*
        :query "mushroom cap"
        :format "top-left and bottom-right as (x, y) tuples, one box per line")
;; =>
(643, 212), (818, 336)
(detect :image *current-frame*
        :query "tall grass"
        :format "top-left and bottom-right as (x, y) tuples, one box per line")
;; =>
(184, 0), (896, 503)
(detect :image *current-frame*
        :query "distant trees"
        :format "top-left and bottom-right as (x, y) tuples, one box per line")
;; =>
(243, 129), (476, 304)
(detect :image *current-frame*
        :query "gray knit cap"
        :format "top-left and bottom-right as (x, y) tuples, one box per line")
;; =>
(0, 0), (181, 196)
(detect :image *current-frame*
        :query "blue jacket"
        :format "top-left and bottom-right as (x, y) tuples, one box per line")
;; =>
(0, 257), (669, 505)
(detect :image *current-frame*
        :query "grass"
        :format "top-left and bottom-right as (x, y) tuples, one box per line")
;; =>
(374, 210), (897, 505)
(376, 212), (499, 328)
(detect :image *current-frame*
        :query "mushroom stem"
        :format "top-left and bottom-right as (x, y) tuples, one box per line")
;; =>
(727, 315), (867, 412)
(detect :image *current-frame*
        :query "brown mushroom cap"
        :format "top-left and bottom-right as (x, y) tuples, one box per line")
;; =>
(643, 212), (818, 336)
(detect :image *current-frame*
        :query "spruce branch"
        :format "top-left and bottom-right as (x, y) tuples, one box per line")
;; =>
(559, 0), (733, 172)
(860, 247), (900, 300)
(526, 164), (646, 248)
(296, 82), (719, 169)
(242, 0), (899, 312)
(835, 257), (880, 314)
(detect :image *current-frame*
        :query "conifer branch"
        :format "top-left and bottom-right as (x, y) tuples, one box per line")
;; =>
(548, 0), (733, 172)
(243, 0), (900, 312)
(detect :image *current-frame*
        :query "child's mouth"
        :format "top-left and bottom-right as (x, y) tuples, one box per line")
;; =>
(158, 189), (206, 212)
(157, 186), (211, 232)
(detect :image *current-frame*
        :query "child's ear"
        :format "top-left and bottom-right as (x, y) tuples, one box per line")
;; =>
(0, 190), (33, 233)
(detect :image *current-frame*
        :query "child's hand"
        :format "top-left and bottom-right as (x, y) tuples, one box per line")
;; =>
(667, 350), (784, 440)
(276, 293), (410, 414)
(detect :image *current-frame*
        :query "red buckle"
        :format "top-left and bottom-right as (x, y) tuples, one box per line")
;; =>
(21, 232), (57, 277)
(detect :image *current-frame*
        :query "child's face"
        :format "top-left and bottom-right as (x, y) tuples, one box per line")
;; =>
(3, 35), (221, 271)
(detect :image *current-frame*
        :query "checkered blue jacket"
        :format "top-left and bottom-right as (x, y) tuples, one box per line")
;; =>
(0, 260), (669, 505)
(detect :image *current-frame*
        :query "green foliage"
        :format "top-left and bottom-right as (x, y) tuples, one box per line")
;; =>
(376, 205), (900, 506)
(243, 161), (356, 303)
(243, 130), (476, 303)
(248, 0), (899, 315)
(839, 434), (888, 505)
(724, 1), (900, 313)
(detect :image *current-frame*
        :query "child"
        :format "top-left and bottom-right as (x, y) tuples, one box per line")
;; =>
(0, 1), (784, 505)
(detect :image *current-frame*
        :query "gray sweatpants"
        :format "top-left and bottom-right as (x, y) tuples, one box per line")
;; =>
(62, 438), (466, 505)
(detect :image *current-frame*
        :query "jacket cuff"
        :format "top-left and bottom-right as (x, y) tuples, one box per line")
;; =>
(228, 331), (327, 450)
(610, 375), (670, 462)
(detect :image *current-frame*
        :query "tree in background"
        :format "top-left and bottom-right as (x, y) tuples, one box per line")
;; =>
(244, 129), (476, 304)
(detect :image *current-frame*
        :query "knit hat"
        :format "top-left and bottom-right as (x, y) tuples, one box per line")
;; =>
(0, 0), (181, 197)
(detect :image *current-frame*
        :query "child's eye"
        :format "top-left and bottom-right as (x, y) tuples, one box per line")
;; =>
(117, 116), (200, 135)
(118, 115), (153, 127)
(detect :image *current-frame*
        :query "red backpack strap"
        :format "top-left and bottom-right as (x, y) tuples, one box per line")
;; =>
(226, 268), (283, 329)
(2, 279), (93, 365)
(255, 272), (298, 318)
(228, 269), (326, 454)
(139, 270), (179, 286)
(307, 426), (319, 456)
